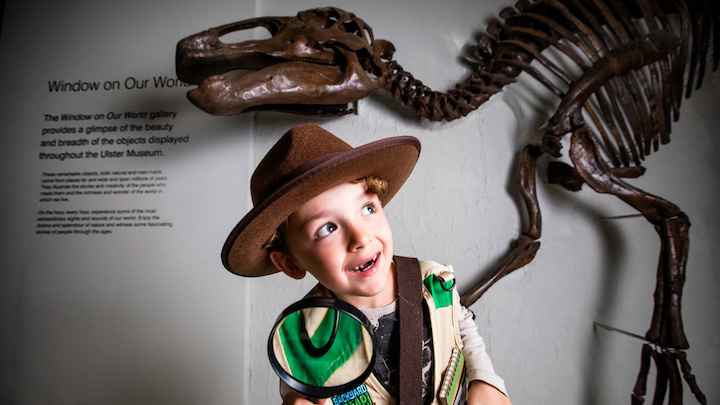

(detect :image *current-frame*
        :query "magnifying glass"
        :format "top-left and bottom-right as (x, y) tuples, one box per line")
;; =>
(268, 296), (377, 401)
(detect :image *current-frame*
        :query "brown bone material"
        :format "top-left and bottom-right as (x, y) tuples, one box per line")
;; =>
(175, 8), (393, 116)
(176, 1), (717, 403)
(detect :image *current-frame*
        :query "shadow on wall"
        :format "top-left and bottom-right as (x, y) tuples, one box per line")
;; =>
(0, 0), (6, 38)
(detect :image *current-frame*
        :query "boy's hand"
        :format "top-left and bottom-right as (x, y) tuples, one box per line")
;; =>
(467, 380), (512, 405)
(282, 390), (327, 405)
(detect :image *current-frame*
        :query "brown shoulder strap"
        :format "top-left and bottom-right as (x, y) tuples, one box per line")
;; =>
(394, 256), (423, 405)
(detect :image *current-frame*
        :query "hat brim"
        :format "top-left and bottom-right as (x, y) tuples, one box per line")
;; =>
(222, 136), (421, 277)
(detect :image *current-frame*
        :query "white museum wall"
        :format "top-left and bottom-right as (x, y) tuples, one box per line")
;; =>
(1, 0), (718, 404)
(0, 1), (257, 403)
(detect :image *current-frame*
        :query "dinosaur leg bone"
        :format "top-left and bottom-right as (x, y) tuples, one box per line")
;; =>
(676, 350), (708, 404)
(631, 344), (652, 405)
(569, 128), (688, 348)
(461, 145), (542, 306)
(569, 127), (706, 404)
(648, 213), (690, 349)
(632, 344), (706, 405)
(663, 348), (685, 405)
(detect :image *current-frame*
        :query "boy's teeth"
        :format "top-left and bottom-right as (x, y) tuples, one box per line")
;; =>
(351, 255), (377, 272)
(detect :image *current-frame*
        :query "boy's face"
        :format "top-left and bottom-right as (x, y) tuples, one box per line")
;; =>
(277, 181), (395, 308)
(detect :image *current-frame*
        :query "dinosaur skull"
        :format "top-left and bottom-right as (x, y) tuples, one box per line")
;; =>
(176, 8), (394, 116)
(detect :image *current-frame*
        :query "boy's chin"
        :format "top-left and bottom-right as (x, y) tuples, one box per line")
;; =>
(354, 280), (396, 307)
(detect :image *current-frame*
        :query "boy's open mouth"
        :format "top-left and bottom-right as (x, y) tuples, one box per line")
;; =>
(349, 254), (378, 273)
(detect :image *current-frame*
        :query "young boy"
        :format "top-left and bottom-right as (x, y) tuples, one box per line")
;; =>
(222, 124), (510, 405)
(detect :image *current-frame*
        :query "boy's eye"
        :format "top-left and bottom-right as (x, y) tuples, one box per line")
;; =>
(361, 203), (376, 216)
(316, 223), (337, 239)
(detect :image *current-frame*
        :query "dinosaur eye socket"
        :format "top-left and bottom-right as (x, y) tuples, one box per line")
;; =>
(341, 21), (361, 36)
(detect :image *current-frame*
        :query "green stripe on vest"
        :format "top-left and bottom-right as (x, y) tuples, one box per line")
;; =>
(423, 275), (454, 308)
(278, 309), (365, 386)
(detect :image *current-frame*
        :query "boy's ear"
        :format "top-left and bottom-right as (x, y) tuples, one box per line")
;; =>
(268, 251), (307, 280)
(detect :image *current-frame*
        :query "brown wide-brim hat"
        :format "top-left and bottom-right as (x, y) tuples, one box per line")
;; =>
(222, 123), (421, 277)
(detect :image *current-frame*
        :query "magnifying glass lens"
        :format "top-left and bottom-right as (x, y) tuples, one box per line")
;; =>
(268, 298), (376, 399)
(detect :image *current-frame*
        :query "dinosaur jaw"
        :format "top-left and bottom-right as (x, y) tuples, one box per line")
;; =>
(185, 44), (386, 117)
(186, 61), (357, 116)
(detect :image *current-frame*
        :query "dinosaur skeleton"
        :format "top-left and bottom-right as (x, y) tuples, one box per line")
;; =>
(176, 2), (717, 404)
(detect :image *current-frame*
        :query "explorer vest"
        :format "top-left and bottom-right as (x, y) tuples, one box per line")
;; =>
(282, 259), (464, 405)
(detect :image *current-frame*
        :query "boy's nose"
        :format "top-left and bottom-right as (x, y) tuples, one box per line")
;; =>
(347, 223), (371, 251)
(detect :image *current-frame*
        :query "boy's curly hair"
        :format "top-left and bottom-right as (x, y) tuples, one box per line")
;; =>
(265, 176), (388, 255)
